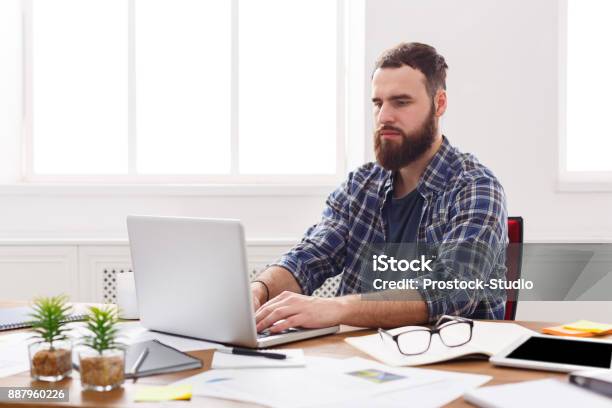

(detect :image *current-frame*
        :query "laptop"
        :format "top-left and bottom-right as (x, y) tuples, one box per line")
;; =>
(126, 215), (339, 348)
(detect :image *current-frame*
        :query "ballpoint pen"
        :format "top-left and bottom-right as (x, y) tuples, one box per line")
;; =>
(130, 347), (149, 383)
(217, 347), (287, 360)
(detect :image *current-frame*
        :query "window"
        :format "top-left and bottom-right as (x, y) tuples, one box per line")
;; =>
(561, 0), (612, 189)
(24, 0), (344, 183)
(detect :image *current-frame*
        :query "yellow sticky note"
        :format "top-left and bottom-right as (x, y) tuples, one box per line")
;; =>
(134, 384), (192, 402)
(563, 320), (612, 334)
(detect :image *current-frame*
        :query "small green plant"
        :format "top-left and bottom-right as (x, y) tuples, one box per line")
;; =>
(82, 306), (123, 355)
(29, 295), (71, 349)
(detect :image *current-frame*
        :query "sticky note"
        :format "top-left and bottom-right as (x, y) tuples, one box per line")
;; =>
(134, 384), (192, 402)
(562, 320), (612, 334)
(541, 325), (595, 337)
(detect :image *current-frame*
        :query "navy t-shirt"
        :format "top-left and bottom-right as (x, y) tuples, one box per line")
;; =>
(383, 189), (424, 243)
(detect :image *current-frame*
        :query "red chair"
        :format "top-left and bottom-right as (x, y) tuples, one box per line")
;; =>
(504, 217), (524, 320)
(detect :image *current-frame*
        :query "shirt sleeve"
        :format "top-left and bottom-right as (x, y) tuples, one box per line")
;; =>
(416, 176), (508, 322)
(271, 179), (351, 295)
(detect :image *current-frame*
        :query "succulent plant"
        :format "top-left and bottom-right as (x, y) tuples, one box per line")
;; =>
(82, 306), (124, 355)
(29, 295), (71, 349)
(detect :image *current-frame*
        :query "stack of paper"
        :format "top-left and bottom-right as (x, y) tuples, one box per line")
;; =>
(173, 356), (491, 408)
(464, 378), (612, 408)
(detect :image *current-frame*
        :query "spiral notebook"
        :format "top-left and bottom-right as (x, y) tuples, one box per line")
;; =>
(0, 306), (88, 331)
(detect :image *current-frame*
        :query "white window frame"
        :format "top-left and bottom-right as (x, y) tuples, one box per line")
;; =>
(20, 0), (359, 188)
(558, 0), (612, 192)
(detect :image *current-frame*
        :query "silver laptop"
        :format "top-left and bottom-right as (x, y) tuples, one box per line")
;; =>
(126, 215), (339, 348)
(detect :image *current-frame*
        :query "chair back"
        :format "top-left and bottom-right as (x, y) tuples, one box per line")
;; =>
(504, 217), (524, 320)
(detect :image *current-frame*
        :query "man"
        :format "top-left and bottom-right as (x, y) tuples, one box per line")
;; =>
(253, 42), (508, 333)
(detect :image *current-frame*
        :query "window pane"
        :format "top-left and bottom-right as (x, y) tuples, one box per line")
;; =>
(135, 0), (231, 174)
(566, 0), (612, 172)
(32, 0), (128, 174)
(239, 0), (337, 175)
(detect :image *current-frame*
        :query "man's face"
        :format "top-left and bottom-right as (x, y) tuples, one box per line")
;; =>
(372, 65), (438, 171)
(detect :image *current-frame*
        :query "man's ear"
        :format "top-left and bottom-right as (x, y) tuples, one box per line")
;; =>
(434, 89), (447, 117)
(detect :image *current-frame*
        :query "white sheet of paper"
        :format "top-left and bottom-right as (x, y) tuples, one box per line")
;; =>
(316, 364), (491, 408)
(212, 349), (305, 369)
(0, 332), (34, 378)
(464, 378), (612, 408)
(346, 321), (535, 366)
(173, 356), (457, 408)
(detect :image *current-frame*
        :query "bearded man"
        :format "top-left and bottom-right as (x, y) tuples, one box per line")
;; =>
(252, 42), (508, 332)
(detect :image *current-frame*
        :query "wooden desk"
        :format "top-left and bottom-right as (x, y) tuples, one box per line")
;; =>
(0, 303), (568, 407)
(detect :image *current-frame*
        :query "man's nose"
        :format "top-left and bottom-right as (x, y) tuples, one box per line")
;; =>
(377, 104), (395, 125)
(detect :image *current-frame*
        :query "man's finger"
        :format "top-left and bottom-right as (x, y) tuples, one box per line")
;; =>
(255, 295), (294, 323)
(269, 315), (301, 333)
(256, 305), (296, 332)
(255, 300), (283, 324)
(257, 290), (293, 311)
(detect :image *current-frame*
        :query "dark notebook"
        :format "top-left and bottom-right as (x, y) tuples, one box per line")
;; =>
(0, 306), (87, 331)
(74, 340), (203, 378)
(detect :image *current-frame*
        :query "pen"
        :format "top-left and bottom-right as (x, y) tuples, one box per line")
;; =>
(217, 347), (287, 360)
(130, 347), (149, 383)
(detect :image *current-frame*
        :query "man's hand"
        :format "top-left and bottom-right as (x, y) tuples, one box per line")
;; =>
(255, 291), (345, 333)
(251, 282), (267, 311)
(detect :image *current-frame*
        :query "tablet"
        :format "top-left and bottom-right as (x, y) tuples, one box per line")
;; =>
(490, 334), (612, 372)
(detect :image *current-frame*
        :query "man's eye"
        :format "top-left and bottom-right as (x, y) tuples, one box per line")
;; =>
(396, 100), (409, 106)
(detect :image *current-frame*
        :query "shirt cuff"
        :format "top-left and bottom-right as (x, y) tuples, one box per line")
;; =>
(270, 255), (312, 296)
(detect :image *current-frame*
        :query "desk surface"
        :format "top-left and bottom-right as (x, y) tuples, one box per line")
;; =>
(0, 302), (574, 407)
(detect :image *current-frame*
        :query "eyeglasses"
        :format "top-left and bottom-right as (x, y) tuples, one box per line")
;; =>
(378, 315), (474, 356)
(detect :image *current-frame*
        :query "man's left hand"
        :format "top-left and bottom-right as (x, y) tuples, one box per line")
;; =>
(255, 291), (345, 333)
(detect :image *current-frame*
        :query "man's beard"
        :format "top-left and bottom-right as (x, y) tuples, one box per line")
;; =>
(374, 104), (437, 171)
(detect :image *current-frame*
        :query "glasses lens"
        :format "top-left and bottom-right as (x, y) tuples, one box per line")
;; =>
(397, 330), (431, 355)
(439, 322), (472, 347)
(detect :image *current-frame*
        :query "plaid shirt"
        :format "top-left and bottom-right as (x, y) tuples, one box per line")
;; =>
(274, 136), (508, 322)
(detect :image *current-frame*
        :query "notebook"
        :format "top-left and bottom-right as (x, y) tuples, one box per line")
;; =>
(0, 306), (87, 331)
(123, 340), (202, 377)
(345, 321), (534, 366)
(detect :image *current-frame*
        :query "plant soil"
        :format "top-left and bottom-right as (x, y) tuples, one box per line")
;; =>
(31, 348), (72, 377)
(80, 355), (124, 387)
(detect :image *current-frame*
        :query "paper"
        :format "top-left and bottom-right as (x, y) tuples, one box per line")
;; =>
(212, 349), (305, 369)
(464, 378), (612, 408)
(67, 321), (220, 352)
(134, 384), (192, 402)
(317, 368), (491, 408)
(0, 332), (35, 378)
(563, 320), (612, 334)
(345, 321), (534, 366)
(173, 356), (452, 408)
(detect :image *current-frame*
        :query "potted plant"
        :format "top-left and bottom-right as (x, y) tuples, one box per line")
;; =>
(79, 306), (125, 391)
(28, 295), (73, 381)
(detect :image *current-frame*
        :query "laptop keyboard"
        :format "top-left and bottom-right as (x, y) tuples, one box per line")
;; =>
(257, 327), (301, 338)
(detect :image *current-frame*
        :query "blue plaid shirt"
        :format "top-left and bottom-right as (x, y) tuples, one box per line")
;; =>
(274, 136), (508, 322)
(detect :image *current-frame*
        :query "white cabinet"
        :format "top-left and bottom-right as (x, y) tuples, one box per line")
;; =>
(0, 246), (78, 300)
(0, 241), (294, 303)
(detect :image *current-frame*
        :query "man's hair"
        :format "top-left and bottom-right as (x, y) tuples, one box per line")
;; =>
(373, 42), (448, 99)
